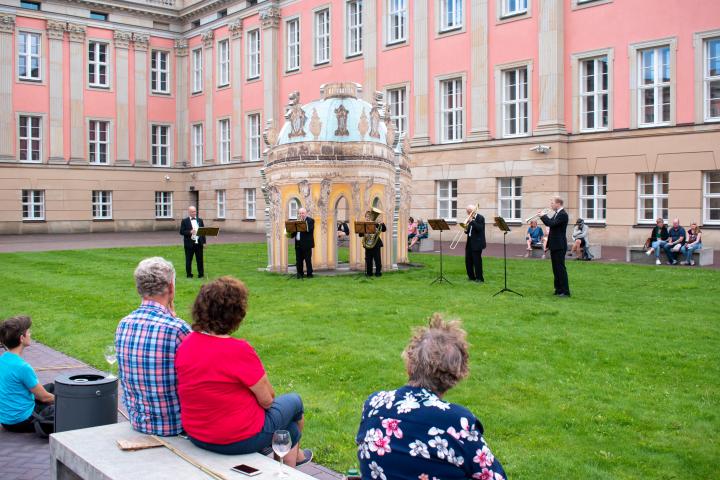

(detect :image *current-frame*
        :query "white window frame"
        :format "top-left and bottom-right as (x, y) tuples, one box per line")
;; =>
(386, 0), (407, 45)
(439, 0), (463, 32)
(502, 0), (528, 17)
(192, 123), (203, 166)
(92, 190), (113, 220)
(579, 56), (609, 132)
(579, 175), (607, 223)
(346, 0), (363, 57)
(247, 113), (261, 161)
(703, 171), (720, 225)
(245, 188), (256, 220)
(637, 173), (669, 224)
(217, 118), (231, 164)
(498, 177), (522, 222)
(629, 38), (676, 129)
(22, 189), (45, 220)
(192, 48), (203, 93)
(314, 8), (331, 65)
(151, 50), (170, 94)
(704, 37), (720, 122)
(18, 115), (42, 163)
(246, 29), (261, 80)
(286, 18), (301, 72)
(217, 38), (230, 87)
(288, 198), (300, 220)
(88, 41), (109, 88)
(386, 86), (407, 139)
(438, 76), (464, 143)
(151, 124), (170, 166)
(501, 66), (529, 138)
(88, 119), (110, 165)
(155, 191), (173, 219)
(17, 31), (41, 82)
(571, 48), (614, 134)
(216, 189), (226, 219)
(638, 46), (671, 127)
(436, 180), (458, 221)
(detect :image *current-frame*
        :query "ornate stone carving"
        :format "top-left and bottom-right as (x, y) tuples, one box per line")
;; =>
(386, 120), (397, 148)
(174, 38), (188, 56)
(334, 104), (349, 136)
(0, 14), (16, 34)
(46, 20), (66, 41)
(260, 6), (281, 29)
(364, 177), (375, 211)
(113, 30), (133, 49)
(201, 30), (214, 48)
(263, 120), (278, 148)
(402, 135), (411, 155)
(309, 108), (322, 140)
(369, 92), (384, 139)
(358, 109), (369, 139)
(132, 32), (149, 51)
(285, 92), (306, 138)
(66, 23), (86, 43)
(351, 182), (362, 220)
(298, 180), (314, 214)
(318, 178), (332, 237)
(228, 19), (243, 39)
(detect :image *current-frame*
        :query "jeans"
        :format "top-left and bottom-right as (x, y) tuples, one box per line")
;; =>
(663, 242), (683, 262)
(651, 240), (667, 259)
(681, 243), (702, 263)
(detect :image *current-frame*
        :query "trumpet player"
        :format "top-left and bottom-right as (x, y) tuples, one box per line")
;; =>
(538, 197), (571, 297)
(464, 204), (486, 283)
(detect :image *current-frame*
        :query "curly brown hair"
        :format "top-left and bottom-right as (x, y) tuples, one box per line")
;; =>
(191, 276), (249, 335)
(402, 313), (469, 395)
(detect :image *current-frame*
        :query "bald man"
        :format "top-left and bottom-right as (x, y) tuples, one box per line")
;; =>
(294, 208), (315, 279)
(464, 205), (486, 283)
(180, 206), (205, 278)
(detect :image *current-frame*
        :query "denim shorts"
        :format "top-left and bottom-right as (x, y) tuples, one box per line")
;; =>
(189, 393), (304, 455)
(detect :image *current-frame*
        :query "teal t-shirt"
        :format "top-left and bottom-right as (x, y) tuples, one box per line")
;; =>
(0, 352), (39, 424)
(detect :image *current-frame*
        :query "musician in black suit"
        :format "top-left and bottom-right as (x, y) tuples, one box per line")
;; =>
(539, 197), (571, 297)
(464, 205), (486, 283)
(294, 207), (315, 279)
(359, 209), (387, 277)
(180, 206), (206, 278)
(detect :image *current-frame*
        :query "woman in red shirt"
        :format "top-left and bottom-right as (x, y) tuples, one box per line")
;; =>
(176, 276), (312, 467)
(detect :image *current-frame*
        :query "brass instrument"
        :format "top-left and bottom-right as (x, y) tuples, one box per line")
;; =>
(362, 208), (383, 249)
(525, 208), (552, 224)
(449, 204), (479, 250)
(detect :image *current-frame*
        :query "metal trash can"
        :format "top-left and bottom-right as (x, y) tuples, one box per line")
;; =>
(55, 373), (118, 433)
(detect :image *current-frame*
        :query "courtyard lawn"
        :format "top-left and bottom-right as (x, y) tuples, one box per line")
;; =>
(1, 243), (718, 479)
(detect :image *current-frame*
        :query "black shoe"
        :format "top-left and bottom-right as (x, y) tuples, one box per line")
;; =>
(475, 279), (484, 283)
(198, 275), (204, 278)
(187, 274), (193, 278)
(306, 274), (314, 278)
(365, 273), (372, 277)
(375, 272), (382, 277)
(296, 274), (303, 279)
(468, 278), (476, 281)
(556, 293), (571, 298)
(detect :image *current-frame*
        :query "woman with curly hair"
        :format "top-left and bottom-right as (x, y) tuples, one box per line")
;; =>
(175, 276), (312, 467)
(356, 314), (506, 480)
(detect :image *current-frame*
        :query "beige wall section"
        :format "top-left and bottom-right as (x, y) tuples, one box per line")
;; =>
(202, 30), (214, 164)
(229, 19), (243, 161)
(362, 0), (377, 100)
(133, 33), (149, 165)
(47, 20), (66, 164)
(468, 0), (490, 141)
(260, 5), (280, 129)
(535, 0), (565, 135)
(68, 24), (86, 164)
(175, 39), (189, 166)
(0, 15), (16, 162)
(411, 0), (430, 146)
(114, 31), (132, 165)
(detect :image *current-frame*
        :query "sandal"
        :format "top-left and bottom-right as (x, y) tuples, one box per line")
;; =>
(296, 449), (314, 467)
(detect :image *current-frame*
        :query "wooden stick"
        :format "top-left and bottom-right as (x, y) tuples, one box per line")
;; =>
(34, 365), (86, 372)
(150, 435), (230, 480)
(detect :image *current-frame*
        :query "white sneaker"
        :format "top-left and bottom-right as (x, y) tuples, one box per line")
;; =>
(655, 259), (661, 265)
(680, 261), (688, 265)
(646, 249), (653, 256)
(690, 260), (695, 266)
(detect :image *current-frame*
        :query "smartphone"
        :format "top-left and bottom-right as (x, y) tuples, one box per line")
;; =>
(231, 464), (261, 477)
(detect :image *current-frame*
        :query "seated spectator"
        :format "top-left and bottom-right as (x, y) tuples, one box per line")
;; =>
(663, 218), (686, 265)
(337, 220), (350, 238)
(116, 257), (191, 436)
(680, 223), (702, 266)
(0, 316), (55, 435)
(542, 226), (550, 259)
(571, 219), (592, 260)
(408, 217), (419, 250)
(176, 276), (312, 467)
(645, 218), (670, 265)
(525, 220), (544, 257)
(356, 314), (506, 480)
(417, 219), (429, 240)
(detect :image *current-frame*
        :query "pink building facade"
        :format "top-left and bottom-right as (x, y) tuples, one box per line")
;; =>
(0, 0), (719, 248)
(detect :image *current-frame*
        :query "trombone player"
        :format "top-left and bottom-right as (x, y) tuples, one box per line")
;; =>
(463, 204), (486, 283)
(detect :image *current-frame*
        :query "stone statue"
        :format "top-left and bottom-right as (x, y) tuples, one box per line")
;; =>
(310, 108), (322, 140)
(334, 104), (349, 136)
(286, 91), (307, 138)
(318, 178), (332, 236)
(369, 91), (384, 139)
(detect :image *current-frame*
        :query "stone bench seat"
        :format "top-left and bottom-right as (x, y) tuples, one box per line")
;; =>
(626, 245), (714, 266)
(409, 237), (434, 252)
(51, 422), (315, 480)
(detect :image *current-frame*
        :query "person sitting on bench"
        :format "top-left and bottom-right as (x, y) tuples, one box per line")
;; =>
(645, 218), (670, 265)
(571, 219), (592, 260)
(663, 218), (686, 265)
(407, 217), (419, 250)
(680, 223), (703, 266)
(525, 219), (544, 257)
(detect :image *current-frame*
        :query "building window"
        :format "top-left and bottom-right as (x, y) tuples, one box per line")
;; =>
(580, 56), (608, 131)
(437, 180), (458, 220)
(704, 38), (720, 122)
(288, 198), (300, 219)
(579, 175), (607, 222)
(18, 32), (41, 81)
(22, 190), (44, 220)
(347, 0), (363, 57)
(248, 113), (261, 161)
(218, 118), (231, 164)
(440, 0), (463, 32)
(245, 188), (256, 219)
(89, 120), (109, 164)
(19, 115), (41, 163)
(704, 171), (720, 224)
(286, 18), (300, 72)
(20, 1), (41, 10)
(247, 29), (261, 80)
(502, 67), (529, 137)
(502, 0), (528, 17)
(315, 9), (331, 65)
(387, 87), (407, 139)
(191, 20), (200, 29)
(192, 48), (203, 93)
(440, 78), (463, 143)
(498, 177), (522, 221)
(151, 125), (170, 166)
(92, 190), (112, 219)
(155, 191), (173, 219)
(217, 39), (230, 87)
(88, 41), (109, 87)
(637, 173), (668, 223)
(151, 50), (170, 94)
(638, 46), (670, 126)
(217, 8), (227, 19)
(192, 124), (203, 166)
(216, 190), (226, 219)
(90, 11), (108, 21)
(387, 0), (407, 44)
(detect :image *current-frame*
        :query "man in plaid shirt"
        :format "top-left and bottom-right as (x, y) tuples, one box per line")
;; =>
(116, 257), (191, 436)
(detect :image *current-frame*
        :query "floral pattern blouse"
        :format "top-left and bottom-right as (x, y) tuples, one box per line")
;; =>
(356, 385), (507, 480)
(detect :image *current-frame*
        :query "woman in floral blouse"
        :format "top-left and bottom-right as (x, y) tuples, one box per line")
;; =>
(356, 314), (506, 480)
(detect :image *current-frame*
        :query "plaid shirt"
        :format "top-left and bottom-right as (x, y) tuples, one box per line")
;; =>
(116, 300), (191, 436)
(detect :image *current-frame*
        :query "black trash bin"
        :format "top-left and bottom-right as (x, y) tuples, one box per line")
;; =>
(54, 373), (118, 433)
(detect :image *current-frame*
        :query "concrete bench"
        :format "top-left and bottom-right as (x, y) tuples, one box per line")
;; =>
(50, 422), (315, 480)
(626, 245), (714, 266)
(529, 244), (546, 258)
(409, 237), (434, 252)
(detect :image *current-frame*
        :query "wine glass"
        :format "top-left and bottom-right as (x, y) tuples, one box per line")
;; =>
(271, 430), (292, 478)
(103, 345), (117, 379)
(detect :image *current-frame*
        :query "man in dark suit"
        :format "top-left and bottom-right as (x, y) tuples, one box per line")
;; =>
(180, 206), (205, 278)
(294, 207), (315, 279)
(360, 210), (387, 277)
(464, 205), (486, 283)
(539, 196), (571, 297)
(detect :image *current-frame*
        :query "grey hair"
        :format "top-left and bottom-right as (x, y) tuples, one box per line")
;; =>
(134, 257), (175, 298)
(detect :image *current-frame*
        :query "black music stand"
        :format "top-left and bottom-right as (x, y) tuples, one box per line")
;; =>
(285, 220), (308, 280)
(492, 217), (522, 297)
(196, 227), (220, 281)
(427, 219), (452, 285)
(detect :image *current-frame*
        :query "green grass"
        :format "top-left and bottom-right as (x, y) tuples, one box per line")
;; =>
(1, 243), (719, 479)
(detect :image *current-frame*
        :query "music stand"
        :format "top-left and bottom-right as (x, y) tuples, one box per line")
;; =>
(353, 222), (378, 280)
(285, 220), (308, 280)
(196, 227), (220, 281)
(427, 219), (452, 285)
(492, 217), (522, 297)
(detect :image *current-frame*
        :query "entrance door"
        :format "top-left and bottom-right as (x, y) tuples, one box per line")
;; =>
(189, 190), (199, 212)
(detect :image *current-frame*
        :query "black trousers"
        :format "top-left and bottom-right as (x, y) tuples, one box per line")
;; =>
(185, 243), (204, 277)
(1, 383), (54, 434)
(550, 248), (570, 295)
(295, 246), (313, 277)
(365, 246), (382, 276)
(465, 244), (484, 281)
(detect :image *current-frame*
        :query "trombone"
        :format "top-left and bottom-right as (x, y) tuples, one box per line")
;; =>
(449, 204), (479, 250)
(525, 208), (552, 224)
